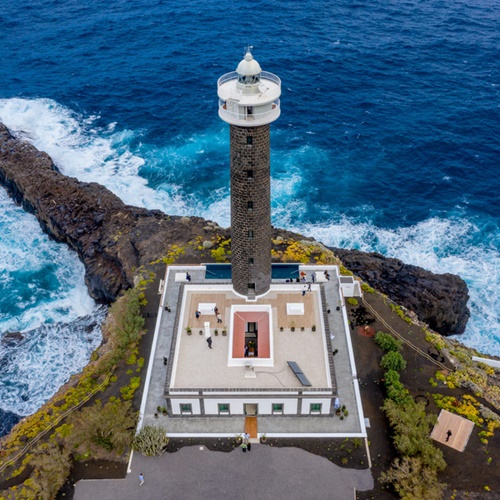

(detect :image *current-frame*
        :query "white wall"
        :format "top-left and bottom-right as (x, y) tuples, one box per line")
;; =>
(171, 396), (333, 416)
(300, 398), (331, 415)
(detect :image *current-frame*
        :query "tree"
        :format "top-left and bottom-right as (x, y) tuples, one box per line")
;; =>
(69, 399), (137, 454)
(381, 456), (445, 500)
(383, 399), (445, 471)
(374, 331), (402, 352)
(19, 441), (71, 500)
(380, 351), (407, 372)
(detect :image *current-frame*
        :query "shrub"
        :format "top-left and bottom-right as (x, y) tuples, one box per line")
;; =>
(374, 331), (402, 352)
(68, 399), (137, 454)
(381, 351), (407, 372)
(133, 426), (169, 456)
(384, 370), (412, 405)
(347, 297), (358, 306)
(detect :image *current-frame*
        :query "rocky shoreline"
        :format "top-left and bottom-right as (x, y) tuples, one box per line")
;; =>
(0, 122), (469, 336)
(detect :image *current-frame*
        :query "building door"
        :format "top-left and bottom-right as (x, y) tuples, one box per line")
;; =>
(244, 403), (258, 416)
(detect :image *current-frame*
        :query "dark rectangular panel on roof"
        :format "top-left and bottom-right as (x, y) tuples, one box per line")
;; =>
(287, 361), (312, 387)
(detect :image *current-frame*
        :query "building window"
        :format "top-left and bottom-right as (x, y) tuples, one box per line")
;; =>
(248, 230), (254, 239)
(310, 403), (322, 414)
(272, 403), (284, 414)
(218, 403), (230, 415)
(248, 257), (254, 266)
(246, 136), (253, 145)
(180, 404), (192, 415)
(246, 169), (254, 179)
(247, 200), (253, 210)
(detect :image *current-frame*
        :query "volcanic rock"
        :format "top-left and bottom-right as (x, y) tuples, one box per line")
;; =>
(332, 248), (470, 336)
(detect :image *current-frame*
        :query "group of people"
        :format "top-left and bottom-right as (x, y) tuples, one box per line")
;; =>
(244, 342), (257, 357)
(240, 432), (252, 452)
(194, 306), (222, 324)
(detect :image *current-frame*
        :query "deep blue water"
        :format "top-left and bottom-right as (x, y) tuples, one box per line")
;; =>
(0, 0), (499, 436)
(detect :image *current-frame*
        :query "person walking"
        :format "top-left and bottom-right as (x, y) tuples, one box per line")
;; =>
(195, 310), (201, 319)
(186, 272), (191, 282)
(139, 473), (145, 486)
(214, 306), (219, 317)
(217, 313), (222, 323)
(207, 337), (213, 349)
(445, 430), (452, 442)
(241, 441), (248, 452)
(302, 286), (307, 296)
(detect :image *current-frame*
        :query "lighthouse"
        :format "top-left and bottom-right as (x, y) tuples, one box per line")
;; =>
(217, 49), (281, 297)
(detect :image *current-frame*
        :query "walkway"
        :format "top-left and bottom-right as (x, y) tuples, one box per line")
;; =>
(75, 444), (373, 500)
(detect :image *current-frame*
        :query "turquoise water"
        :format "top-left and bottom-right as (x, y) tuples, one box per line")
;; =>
(0, 0), (499, 434)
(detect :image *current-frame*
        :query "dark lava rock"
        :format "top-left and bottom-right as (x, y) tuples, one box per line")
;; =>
(1, 331), (24, 345)
(332, 248), (470, 336)
(0, 123), (228, 303)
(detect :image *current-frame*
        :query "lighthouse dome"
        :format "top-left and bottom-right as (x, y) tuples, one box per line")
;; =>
(236, 51), (262, 81)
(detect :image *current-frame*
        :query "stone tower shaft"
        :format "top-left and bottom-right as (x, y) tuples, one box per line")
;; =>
(217, 50), (281, 297)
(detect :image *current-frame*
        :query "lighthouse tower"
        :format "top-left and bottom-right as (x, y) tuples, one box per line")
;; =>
(217, 49), (281, 298)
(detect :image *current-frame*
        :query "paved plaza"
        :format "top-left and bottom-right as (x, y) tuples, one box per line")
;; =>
(75, 444), (373, 500)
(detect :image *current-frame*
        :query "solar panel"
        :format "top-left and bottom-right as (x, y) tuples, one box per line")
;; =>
(287, 361), (312, 387)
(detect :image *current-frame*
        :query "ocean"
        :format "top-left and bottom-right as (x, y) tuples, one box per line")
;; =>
(0, 0), (499, 436)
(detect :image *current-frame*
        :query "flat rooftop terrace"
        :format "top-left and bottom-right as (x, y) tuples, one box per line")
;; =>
(169, 285), (332, 391)
(139, 265), (366, 438)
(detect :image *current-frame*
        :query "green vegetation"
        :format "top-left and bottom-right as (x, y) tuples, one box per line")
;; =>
(374, 331), (402, 352)
(69, 399), (137, 454)
(271, 238), (340, 265)
(132, 426), (169, 456)
(347, 297), (359, 306)
(380, 351), (407, 372)
(375, 332), (446, 498)
(210, 236), (232, 262)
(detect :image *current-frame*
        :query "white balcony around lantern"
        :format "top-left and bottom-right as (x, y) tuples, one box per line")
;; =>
(217, 71), (281, 127)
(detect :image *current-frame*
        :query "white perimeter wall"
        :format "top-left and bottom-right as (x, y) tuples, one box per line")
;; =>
(171, 396), (332, 415)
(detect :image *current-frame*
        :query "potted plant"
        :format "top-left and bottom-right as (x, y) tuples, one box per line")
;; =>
(199, 330), (203, 335)
(186, 326), (192, 335)
(260, 434), (268, 443)
(214, 328), (219, 336)
(312, 324), (316, 332)
(290, 321), (296, 332)
(301, 326), (305, 332)
(222, 326), (227, 336)
(280, 326), (284, 332)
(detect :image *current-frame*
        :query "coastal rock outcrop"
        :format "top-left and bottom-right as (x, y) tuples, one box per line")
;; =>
(332, 248), (470, 336)
(0, 123), (469, 335)
(0, 123), (226, 302)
